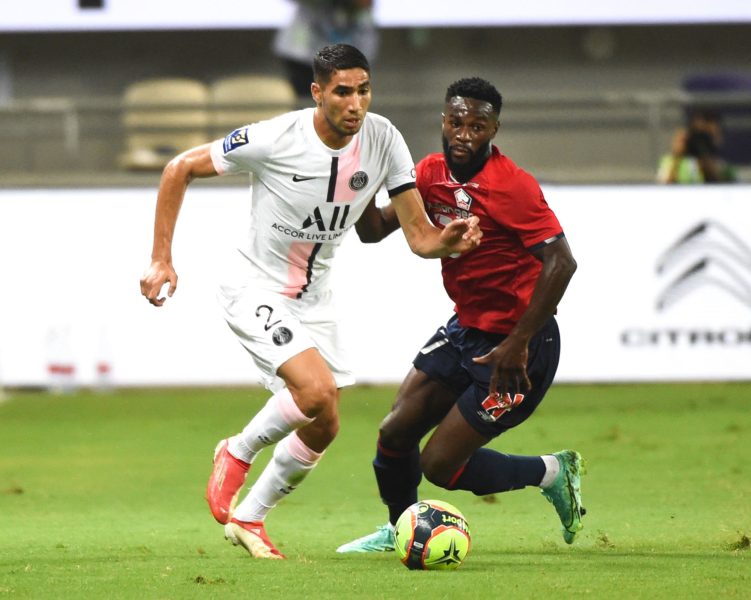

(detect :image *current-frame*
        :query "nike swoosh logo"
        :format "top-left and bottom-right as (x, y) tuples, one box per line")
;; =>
(292, 174), (316, 182)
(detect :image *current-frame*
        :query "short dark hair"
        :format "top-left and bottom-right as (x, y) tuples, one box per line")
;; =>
(313, 44), (370, 86)
(445, 77), (502, 116)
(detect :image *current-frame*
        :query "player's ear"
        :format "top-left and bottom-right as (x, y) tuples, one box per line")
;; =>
(311, 82), (322, 107)
(492, 118), (500, 138)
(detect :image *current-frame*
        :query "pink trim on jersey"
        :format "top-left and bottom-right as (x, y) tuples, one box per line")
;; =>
(276, 388), (313, 427)
(287, 431), (324, 465)
(333, 135), (362, 203)
(281, 241), (315, 298)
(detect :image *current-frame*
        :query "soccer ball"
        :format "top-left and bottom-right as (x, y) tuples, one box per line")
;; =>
(394, 499), (471, 570)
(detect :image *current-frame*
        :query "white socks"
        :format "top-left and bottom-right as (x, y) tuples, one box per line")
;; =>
(228, 388), (313, 464)
(539, 454), (561, 488)
(232, 431), (323, 523)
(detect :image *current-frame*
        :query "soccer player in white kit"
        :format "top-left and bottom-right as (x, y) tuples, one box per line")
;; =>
(140, 44), (481, 559)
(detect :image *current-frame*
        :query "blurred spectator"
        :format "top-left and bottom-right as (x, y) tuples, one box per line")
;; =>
(657, 110), (738, 184)
(273, 0), (379, 98)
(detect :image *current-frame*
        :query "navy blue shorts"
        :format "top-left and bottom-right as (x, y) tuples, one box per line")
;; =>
(412, 315), (560, 438)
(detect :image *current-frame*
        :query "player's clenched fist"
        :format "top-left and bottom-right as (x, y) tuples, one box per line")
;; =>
(140, 260), (177, 307)
(440, 215), (483, 255)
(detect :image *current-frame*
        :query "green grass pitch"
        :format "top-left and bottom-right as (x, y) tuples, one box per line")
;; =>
(1, 383), (749, 598)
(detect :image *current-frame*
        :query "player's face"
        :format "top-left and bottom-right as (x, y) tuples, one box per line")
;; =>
(442, 97), (499, 172)
(312, 68), (372, 148)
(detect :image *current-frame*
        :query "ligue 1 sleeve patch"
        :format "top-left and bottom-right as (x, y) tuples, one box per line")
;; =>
(223, 127), (249, 153)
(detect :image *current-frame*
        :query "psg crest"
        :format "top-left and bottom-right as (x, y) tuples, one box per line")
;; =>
(348, 171), (369, 191)
(272, 327), (293, 346)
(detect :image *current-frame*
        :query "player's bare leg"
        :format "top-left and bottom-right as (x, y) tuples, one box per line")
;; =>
(227, 349), (340, 559)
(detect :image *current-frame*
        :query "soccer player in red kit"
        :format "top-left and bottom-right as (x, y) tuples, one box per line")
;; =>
(337, 77), (584, 553)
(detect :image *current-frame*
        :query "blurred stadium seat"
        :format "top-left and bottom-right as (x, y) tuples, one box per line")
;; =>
(120, 77), (210, 171)
(210, 75), (296, 138)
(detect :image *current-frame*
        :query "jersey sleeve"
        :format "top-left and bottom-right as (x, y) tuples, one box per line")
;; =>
(384, 125), (416, 197)
(210, 123), (271, 176)
(497, 172), (563, 249)
(415, 156), (430, 199)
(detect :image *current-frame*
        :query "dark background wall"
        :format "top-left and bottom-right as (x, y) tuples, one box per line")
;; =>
(1, 24), (749, 182)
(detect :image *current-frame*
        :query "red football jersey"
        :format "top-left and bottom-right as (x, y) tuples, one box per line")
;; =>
(416, 146), (563, 334)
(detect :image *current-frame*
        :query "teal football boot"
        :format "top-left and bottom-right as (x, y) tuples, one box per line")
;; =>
(541, 450), (586, 544)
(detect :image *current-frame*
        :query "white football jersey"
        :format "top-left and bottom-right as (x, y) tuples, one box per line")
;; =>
(210, 108), (416, 298)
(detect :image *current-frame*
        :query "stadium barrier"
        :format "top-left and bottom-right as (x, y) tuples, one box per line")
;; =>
(0, 185), (749, 388)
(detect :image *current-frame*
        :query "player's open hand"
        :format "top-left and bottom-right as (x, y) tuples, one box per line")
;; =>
(440, 215), (482, 255)
(140, 260), (177, 307)
(473, 336), (531, 397)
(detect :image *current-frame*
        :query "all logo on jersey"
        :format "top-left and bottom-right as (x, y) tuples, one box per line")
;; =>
(454, 188), (473, 211)
(348, 171), (369, 191)
(271, 204), (351, 241)
(223, 127), (249, 153)
(302, 205), (350, 231)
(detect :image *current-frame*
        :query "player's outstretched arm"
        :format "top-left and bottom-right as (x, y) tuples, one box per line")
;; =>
(140, 143), (218, 307)
(473, 236), (577, 395)
(354, 196), (400, 243)
(390, 188), (482, 258)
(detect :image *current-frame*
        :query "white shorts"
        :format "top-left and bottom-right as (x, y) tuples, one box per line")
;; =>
(218, 283), (355, 392)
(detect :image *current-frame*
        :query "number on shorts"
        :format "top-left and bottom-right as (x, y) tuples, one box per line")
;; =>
(255, 304), (282, 331)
